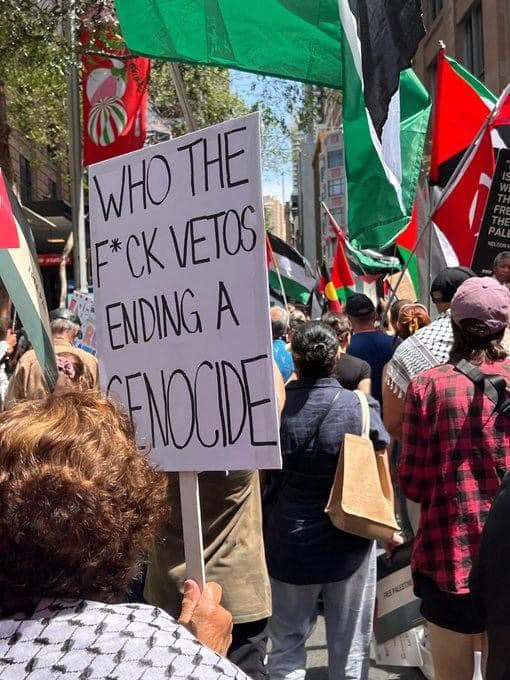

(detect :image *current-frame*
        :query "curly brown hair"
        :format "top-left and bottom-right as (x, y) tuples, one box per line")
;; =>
(0, 391), (168, 606)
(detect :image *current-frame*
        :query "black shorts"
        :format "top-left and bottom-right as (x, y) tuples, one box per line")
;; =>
(414, 572), (485, 634)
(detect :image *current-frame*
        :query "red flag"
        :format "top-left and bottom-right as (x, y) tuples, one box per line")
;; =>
(0, 171), (19, 249)
(81, 30), (150, 166)
(331, 233), (355, 290)
(322, 201), (342, 238)
(265, 233), (273, 268)
(430, 48), (496, 186)
(432, 90), (510, 266)
(432, 126), (495, 266)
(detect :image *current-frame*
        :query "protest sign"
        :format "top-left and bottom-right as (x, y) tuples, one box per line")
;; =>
(471, 149), (510, 276)
(69, 290), (97, 356)
(89, 113), (281, 473)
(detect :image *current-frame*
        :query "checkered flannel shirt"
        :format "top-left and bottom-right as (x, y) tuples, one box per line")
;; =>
(399, 361), (510, 594)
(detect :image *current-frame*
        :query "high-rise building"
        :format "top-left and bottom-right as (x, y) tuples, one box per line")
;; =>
(313, 130), (347, 267)
(263, 195), (286, 241)
(292, 130), (318, 265)
(414, 1), (510, 94)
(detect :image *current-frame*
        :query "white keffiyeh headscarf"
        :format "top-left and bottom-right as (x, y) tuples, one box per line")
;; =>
(385, 311), (454, 398)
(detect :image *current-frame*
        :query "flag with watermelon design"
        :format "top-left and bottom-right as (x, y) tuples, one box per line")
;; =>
(0, 170), (57, 389)
(430, 47), (498, 187)
(81, 28), (150, 166)
(267, 233), (317, 305)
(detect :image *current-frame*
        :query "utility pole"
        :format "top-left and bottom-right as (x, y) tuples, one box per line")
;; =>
(65, 0), (88, 293)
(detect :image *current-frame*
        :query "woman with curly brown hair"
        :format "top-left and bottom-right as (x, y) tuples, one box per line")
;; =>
(0, 392), (246, 679)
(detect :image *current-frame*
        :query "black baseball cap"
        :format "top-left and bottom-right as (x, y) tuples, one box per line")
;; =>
(49, 308), (81, 327)
(345, 294), (375, 318)
(430, 267), (475, 304)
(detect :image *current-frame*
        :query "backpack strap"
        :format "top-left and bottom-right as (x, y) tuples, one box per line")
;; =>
(455, 359), (510, 415)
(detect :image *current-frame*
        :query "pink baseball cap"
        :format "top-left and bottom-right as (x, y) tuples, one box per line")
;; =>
(451, 277), (510, 336)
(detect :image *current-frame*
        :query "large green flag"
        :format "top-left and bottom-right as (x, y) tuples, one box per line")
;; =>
(114, 0), (430, 251)
(342, 66), (431, 250)
(339, 1), (431, 251)
(114, 0), (343, 88)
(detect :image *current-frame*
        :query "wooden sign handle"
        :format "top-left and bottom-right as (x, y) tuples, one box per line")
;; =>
(179, 471), (206, 591)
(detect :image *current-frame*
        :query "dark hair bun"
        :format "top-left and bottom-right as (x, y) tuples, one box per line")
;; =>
(291, 321), (339, 379)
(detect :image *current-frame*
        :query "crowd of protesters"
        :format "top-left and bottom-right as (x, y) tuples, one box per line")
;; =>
(0, 258), (510, 679)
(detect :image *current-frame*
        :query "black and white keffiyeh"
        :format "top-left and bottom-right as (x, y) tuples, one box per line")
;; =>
(385, 312), (454, 397)
(0, 599), (247, 679)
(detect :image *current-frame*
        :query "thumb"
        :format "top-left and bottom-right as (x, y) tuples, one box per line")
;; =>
(177, 579), (201, 625)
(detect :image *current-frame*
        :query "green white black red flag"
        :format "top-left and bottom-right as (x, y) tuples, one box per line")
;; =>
(0, 171), (57, 389)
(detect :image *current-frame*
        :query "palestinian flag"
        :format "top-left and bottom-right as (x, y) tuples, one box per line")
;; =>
(430, 48), (497, 187)
(115, 0), (429, 252)
(115, 0), (343, 88)
(323, 202), (401, 282)
(267, 233), (316, 304)
(0, 170), (57, 389)
(395, 201), (420, 297)
(339, 1), (430, 251)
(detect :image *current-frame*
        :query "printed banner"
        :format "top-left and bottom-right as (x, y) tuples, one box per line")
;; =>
(81, 29), (150, 166)
(89, 113), (281, 472)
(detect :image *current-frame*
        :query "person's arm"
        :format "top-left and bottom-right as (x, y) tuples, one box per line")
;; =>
(382, 379), (405, 440)
(356, 359), (371, 395)
(273, 360), (286, 416)
(398, 379), (430, 503)
(357, 378), (371, 394)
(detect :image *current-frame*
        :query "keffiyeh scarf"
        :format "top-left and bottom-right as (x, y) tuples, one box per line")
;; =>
(385, 312), (453, 397)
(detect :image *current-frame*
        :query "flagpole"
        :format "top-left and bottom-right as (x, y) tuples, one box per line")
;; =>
(386, 83), (510, 309)
(170, 64), (197, 132)
(166, 63), (206, 592)
(65, 0), (88, 293)
(270, 244), (289, 308)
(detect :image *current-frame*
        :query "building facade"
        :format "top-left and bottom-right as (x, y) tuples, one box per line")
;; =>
(414, 0), (510, 94)
(291, 130), (317, 264)
(263, 195), (286, 241)
(313, 130), (347, 267)
(8, 131), (73, 308)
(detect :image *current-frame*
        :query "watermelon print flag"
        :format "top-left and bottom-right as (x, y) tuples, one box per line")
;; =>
(81, 29), (150, 166)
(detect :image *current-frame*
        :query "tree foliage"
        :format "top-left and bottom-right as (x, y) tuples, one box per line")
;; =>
(0, 0), (70, 171)
(0, 0), (323, 181)
(150, 62), (248, 137)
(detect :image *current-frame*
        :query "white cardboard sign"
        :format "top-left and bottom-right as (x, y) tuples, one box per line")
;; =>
(89, 113), (281, 471)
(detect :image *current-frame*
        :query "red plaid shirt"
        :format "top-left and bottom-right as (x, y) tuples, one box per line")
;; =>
(399, 361), (510, 594)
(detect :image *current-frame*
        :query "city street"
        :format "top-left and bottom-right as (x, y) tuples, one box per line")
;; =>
(304, 614), (424, 680)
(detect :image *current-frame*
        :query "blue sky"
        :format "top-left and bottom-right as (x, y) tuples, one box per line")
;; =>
(230, 71), (293, 202)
